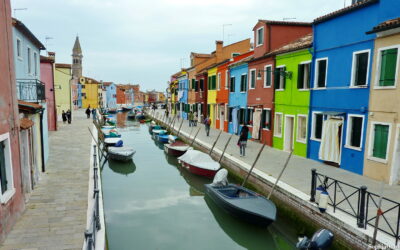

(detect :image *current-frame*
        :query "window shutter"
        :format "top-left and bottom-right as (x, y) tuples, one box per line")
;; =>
(297, 64), (304, 89)
(212, 75), (216, 90)
(373, 125), (389, 158)
(274, 70), (279, 89)
(0, 142), (7, 194)
(355, 52), (368, 86)
(244, 75), (248, 91)
(266, 68), (271, 87)
(282, 67), (286, 89)
(379, 48), (398, 86)
(306, 64), (311, 89)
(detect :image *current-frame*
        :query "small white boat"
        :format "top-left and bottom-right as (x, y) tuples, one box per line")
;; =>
(104, 138), (122, 146)
(152, 129), (167, 135)
(108, 146), (135, 162)
(102, 125), (116, 129)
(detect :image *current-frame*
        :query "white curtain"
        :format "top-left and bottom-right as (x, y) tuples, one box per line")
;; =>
(232, 108), (238, 134)
(252, 109), (262, 139)
(177, 90), (183, 100)
(319, 118), (343, 164)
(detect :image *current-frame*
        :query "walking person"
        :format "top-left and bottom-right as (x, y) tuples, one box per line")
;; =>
(85, 106), (91, 119)
(204, 116), (211, 136)
(66, 109), (72, 124)
(188, 111), (194, 127)
(238, 124), (249, 157)
(61, 110), (67, 124)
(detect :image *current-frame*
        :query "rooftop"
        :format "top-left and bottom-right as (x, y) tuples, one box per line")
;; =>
(12, 18), (45, 50)
(366, 17), (400, 34)
(55, 63), (71, 69)
(268, 33), (313, 56)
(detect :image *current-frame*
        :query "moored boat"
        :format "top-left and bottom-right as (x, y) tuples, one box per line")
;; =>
(122, 106), (133, 111)
(107, 108), (117, 114)
(104, 138), (122, 146)
(102, 129), (122, 138)
(107, 146), (135, 162)
(164, 140), (192, 157)
(178, 149), (220, 178)
(157, 134), (177, 143)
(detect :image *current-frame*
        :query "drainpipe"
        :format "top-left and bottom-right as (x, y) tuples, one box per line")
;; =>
(39, 109), (46, 172)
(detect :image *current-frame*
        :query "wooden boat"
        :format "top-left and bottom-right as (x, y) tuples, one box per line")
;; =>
(102, 129), (121, 138)
(102, 125), (116, 129)
(104, 138), (122, 146)
(164, 141), (192, 157)
(204, 169), (276, 226)
(107, 146), (135, 162)
(107, 108), (117, 114)
(127, 113), (136, 120)
(178, 149), (220, 178)
(157, 134), (177, 143)
(122, 106), (133, 111)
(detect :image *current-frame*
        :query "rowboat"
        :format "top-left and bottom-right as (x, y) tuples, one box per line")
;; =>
(104, 138), (122, 146)
(102, 129), (121, 138)
(177, 149), (220, 178)
(127, 113), (136, 120)
(107, 146), (135, 162)
(204, 169), (276, 226)
(122, 106), (133, 111)
(102, 125), (115, 129)
(157, 134), (177, 143)
(164, 140), (192, 157)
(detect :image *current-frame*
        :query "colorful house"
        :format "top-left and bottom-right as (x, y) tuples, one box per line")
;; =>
(40, 53), (57, 131)
(80, 76), (101, 108)
(363, 17), (400, 184)
(54, 63), (72, 117)
(207, 65), (218, 127)
(177, 72), (189, 119)
(247, 20), (312, 145)
(272, 34), (312, 157)
(308, 0), (400, 175)
(228, 52), (254, 134)
(104, 82), (117, 108)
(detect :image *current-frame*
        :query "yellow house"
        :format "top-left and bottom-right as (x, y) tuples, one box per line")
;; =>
(54, 63), (72, 119)
(207, 66), (218, 128)
(80, 77), (101, 108)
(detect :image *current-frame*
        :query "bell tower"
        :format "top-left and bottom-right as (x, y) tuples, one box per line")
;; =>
(72, 36), (83, 79)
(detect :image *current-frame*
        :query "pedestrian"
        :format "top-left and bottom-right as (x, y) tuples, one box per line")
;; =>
(66, 109), (72, 124)
(188, 111), (194, 127)
(204, 116), (211, 136)
(238, 124), (249, 157)
(165, 108), (169, 118)
(85, 106), (91, 119)
(61, 110), (67, 124)
(193, 111), (197, 126)
(92, 108), (97, 121)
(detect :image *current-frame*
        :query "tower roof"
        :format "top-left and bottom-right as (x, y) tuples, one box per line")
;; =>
(73, 36), (82, 55)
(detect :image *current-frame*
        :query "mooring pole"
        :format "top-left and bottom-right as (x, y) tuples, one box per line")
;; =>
(169, 114), (177, 131)
(190, 127), (202, 147)
(176, 119), (184, 137)
(372, 182), (385, 246)
(88, 127), (108, 160)
(268, 151), (293, 199)
(241, 144), (266, 187)
(209, 130), (223, 155)
(218, 133), (234, 163)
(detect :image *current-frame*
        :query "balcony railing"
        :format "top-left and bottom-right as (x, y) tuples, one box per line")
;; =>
(16, 79), (45, 102)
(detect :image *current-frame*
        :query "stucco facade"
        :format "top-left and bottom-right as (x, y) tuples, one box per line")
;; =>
(40, 54), (57, 131)
(54, 64), (72, 117)
(207, 66), (218, 127)
(80, 77), (101, 108)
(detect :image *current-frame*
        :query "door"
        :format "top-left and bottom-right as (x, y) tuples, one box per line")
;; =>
(284, 116), (294, 152)
(252, 108), (262, 140)
(391, 125), (400, 185)
(220, 104), (225, 130)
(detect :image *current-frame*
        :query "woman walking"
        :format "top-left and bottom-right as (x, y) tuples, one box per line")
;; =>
(61, 110), (67, 124)
(238, 124), (249, 157)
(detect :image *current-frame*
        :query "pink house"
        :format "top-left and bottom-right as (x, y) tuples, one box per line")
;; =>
(40, 53), (57, 131)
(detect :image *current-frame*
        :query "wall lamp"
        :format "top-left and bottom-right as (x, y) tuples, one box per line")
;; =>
(257, 69), (292, 80)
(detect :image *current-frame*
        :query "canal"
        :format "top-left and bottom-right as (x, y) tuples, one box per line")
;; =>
(101, 114), (298, 250)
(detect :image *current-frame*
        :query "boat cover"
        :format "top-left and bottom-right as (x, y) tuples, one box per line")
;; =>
(104, 138), (121, 145)
(178, 149), (220, 171)
(108, 146), (136, 156)
(102, 125), (115, 129)
(165, 141), (192, 152)
(153, 129), (167, 135)
(168, 135), (176, 143)
(212, 168), (228, 186)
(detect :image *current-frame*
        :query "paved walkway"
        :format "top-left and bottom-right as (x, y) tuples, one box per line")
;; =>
(1, 110), (92, 250)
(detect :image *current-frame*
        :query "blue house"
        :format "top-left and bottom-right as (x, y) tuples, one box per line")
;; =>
(77, 84), (83, 108)
(105, 82), (117, 108)
(308, 0), (400, 174)
(177, 73), (188, 120)
(228, 56), (252, 135)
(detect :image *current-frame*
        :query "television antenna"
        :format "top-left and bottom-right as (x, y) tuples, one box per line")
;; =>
(13, 8), (27, 17)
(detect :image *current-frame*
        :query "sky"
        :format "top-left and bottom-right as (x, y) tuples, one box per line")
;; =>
(11, 0), (350, 92)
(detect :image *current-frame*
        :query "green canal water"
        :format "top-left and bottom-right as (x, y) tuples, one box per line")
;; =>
(101, 115), (298, 250)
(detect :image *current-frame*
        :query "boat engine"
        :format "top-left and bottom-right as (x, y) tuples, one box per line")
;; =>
(212, 169), (228, 187)
(296, 229), (333, 250)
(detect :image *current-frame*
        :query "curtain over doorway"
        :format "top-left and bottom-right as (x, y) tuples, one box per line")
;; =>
(252, 109), (262, 139)
(232, 108), (239, 134)
(319, 118), (343, 164)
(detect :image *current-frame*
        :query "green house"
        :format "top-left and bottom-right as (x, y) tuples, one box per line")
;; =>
(272, 34), (312, 157)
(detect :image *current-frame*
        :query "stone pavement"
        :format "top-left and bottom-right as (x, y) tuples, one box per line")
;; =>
(1, 110), (92, 250)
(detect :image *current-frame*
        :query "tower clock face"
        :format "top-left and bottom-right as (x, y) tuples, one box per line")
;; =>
(80, 77), (85, 84)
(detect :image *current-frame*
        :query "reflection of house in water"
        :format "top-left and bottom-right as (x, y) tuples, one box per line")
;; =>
(116, 112), (127, 128)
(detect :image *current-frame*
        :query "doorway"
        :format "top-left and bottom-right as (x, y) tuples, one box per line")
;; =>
(220, 104), (225, 130)
(390, 125), (400, 185)
(284, 115), (294, 152)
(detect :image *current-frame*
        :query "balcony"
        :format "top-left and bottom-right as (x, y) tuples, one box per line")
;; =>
(16, 79), (45, 102)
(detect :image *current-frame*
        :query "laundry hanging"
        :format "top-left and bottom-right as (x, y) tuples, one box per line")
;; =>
(232, 108), (238, 134)
(252, 109), (262, 139)
(318, 118), (343, 164)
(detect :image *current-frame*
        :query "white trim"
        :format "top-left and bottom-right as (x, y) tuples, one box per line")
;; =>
(225, 71), (229, 90)
(240, 73), (247, 93)
(367, 121), (392, 163)
(256, 27), (264, 47)
(350, 49), (370, 87)
(314, 57), (328, 89)
(274, 112), (283, 137)
(284, 114), (296, 152)
(374, 45), (399, 89)
(249, 69), (256, 90)
(275, 65), (286, 90)
(390, 124), (400, 185)
(296, 114), (308, 143)
(217, 72), (221, 91)
(0, 132), (16, 204)
(298, 61), (311, 90)
(311, 111), (323, 141)
(16, 37), (22, 60)
(27, 45), (32, 75)
(344, 114), (365, 151)
(262, 108), (271, 131)
(264, 64), (272, 88)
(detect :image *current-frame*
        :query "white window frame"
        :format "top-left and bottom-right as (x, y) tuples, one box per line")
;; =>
(256, 27), (264, 47)
(345, 114), (364, 151)
(314, 58), (328, 89)
(230, 76), (235, 92)
(33, 51), (38, 76)
(225, 71), (229, 90)
(16, 37), (22, 60)
(274, 112), (283, 137)
(27, 46), (32, 75)
(249, 69), (256, 90)
(296, 114), (308, 143)
(262, 108), (272, 131)
(0, 133), (16, 204)
(240, 73), (247, 93)
(311, 111), (324, 141)
(367, 121), (392, 163)
(350, 49), (370, 88)
(374, 45), (400, 89)
(217, 72), (221, 90)
(275, 65), (286, 91)
(298, 60), (311, 91)
(264, 64), (272, 88)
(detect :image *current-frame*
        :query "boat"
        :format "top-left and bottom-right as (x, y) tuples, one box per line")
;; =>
(104, 138), (122, 146)
(204, 169), (277, 226)
(102, 125), (116, 129)
(107, 108), (117, 114)
(157, 134), (177, 143)
(102, 129), (122, 138)
(150, 125), (163, 134)
(127, 112), (136, 120)
(106, 119), (116, 126)
(152, 129), (167, 135)
(107, 146), (135, 162)
(164, 140), (192, 157)
(177, 149), (220, 178)
(122, 106), (133, 111)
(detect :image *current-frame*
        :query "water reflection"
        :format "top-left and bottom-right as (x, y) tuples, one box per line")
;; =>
(108, 159), (136, 176)
(116, 112), (127, 128)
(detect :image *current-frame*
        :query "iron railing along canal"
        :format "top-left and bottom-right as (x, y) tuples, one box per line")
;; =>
(310, 169), (400, 245)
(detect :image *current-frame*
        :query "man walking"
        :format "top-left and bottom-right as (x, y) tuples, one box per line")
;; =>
(204, 116), (211, 136)
(66, 109), (72, 124)
(188, 111), (194, 127)
(238, 123), (249, 157)
(85, 106), (91, 119)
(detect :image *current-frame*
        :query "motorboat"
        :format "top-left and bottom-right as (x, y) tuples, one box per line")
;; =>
(164, 140), (192, 157)
(107, 146), (135, 162)
(104, 138), (122, 146)
(157, 134), (177, 143)
(178, 149), (220, 178)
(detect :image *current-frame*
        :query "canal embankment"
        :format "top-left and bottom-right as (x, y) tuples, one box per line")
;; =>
(148, 109), (400, 250)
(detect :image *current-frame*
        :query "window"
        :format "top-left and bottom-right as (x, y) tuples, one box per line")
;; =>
(200, 79), (204, 91)
(27, 47), (32, 74)
(239, 108), (246, 125)
(262, 109), (272, 130)
(370, 123), (390, 160)
(212, 75), (216, 90)
(312, 112), (324, 140)
(230, 76), (235, 92)
(33, 52), (38, 76)
(264, 65), (272, 87)
(298, 62), (311, 90)
(351, 50), (369, 87)
(0, 133), (15, 203)
(249, 69), (256, 89)
(228, 107), (233, 122)
(274, 67), (286, 90)
(225, 71), (229, 89)
(315, 58), (328, 88)
(256, 27), (264, 47)
(246, 109), (253, 125)
(240, 74), (247, 92)
(16, 38), (22, 58)
(274, 113), (282, 137)
(346, 115), (364, 149)
(217, 73), (221, 90)
(297, 115), (307, 143)
(195, 80), (199, 91)
(232, 53), (240, 57)
(377, 47), (398, 87)
(191, 79), (195, 90)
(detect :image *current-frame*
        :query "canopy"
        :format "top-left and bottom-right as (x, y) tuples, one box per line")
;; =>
(178, 149), (220, 171)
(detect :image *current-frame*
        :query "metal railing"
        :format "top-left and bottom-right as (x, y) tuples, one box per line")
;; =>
(84, 145), (101, 250)
(16, 79), (45, 102)
(310, 169), (400, 245)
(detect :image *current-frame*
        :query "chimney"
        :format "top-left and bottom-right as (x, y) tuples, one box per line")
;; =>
(216, 40), (223, 60)
(48, 51), (55, 60)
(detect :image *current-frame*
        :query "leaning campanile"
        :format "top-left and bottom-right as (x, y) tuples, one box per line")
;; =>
(72, 36), (83, 78)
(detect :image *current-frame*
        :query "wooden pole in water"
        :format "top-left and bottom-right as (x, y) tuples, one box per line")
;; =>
(241, 144), (266, 187)
(190, 127), (202, 147)
(372, 181), (385, 246)
(209, 130), (223, 155)
(169, 114), (176, 131)
(176, 119), (184, 137)
(267, 151), (293, 199)
(87, 127), (108, 160)
(218, 133), (234, 163)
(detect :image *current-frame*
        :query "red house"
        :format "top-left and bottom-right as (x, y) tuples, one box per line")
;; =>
(247, 20), (312, 145)
(40, 53), (57, 131)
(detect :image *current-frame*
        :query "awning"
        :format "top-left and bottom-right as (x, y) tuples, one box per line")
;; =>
(18, 100), (43, 114)
(20, 118), (34, 130)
